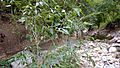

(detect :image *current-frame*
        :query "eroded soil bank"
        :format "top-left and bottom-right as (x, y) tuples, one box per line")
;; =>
(0, 13), (29, 59)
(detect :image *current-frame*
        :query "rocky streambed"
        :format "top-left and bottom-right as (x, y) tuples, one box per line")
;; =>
(10, 30), (120, 68)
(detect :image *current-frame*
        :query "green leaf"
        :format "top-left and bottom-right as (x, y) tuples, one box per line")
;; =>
(73, 8), (80, 17)
(57, 28), (69, 35)
(49, 28), (54, 35)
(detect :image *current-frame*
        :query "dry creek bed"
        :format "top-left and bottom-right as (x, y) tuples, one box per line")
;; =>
(10, 38), (120, 68)
(10, 28), (120, 68)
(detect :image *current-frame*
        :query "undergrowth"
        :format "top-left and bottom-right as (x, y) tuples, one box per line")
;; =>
(0, 44), (81, 68)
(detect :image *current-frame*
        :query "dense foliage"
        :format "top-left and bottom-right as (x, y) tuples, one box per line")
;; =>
(1, 0), (120, 41)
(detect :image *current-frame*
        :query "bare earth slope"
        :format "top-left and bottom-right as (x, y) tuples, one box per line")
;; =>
(0, 13), (30, 59)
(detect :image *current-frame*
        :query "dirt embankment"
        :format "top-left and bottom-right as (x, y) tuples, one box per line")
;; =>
(0, 13), (29, 59)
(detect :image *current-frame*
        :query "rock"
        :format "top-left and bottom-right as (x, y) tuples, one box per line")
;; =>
(108, 47), (117, 53)
(88, 29), (113, 40)
(102, 48), (108, 53)
(109, 37), (120, 43)
(117, 40), (120, 43)
(11, 60), (26, 68)
(114, 62), (120, 68)
(108, 45), (120, 52)
(101, 56), (108, 62)
(103, 64), (115, 68)
(116, 52), (120, 58)
(10, 51), (33, 68)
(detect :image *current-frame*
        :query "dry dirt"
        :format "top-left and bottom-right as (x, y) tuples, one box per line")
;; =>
(0, 13), (30, 59)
